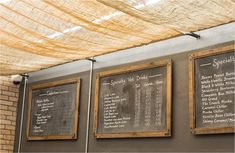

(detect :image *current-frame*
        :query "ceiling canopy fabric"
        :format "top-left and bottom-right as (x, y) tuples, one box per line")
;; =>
(0, 0), (234, 75)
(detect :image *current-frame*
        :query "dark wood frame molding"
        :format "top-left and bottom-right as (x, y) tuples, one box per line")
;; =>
(94, 59), (172, 138)
(189, 44), (235, 135)
(26, 78), (80, 140)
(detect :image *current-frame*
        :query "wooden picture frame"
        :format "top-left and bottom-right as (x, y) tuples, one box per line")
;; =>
(189, 44), (235, 134)
(26, 78), (80, 140)
(94, 59), (172, 138)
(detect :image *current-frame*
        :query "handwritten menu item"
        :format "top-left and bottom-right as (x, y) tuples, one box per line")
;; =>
(94, 60), (172, 138)
(27, 78), (80, 140)
(189, 44), (235, 134)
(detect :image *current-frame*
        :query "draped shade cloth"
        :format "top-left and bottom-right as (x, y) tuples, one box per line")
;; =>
(0, 0), (235, 75)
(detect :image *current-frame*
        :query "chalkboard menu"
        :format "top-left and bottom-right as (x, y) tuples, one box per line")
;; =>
(94, 60), (172, 138)
(27, 78), (80, 140)
(189, 44), (235, 134)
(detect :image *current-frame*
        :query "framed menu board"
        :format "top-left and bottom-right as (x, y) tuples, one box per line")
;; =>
(189, 44), (235, 134)
(94, 59), (172, 138)
(27, 78), (80, 140)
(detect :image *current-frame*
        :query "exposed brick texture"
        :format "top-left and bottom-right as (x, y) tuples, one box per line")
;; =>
(0, 76), (19, 153)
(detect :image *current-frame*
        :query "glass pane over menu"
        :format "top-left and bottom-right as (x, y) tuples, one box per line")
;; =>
(95, 60), (172, 138)
(29, 83), (76, 136)
(27, 78), (80, 140)
(194, 51), (235, 129)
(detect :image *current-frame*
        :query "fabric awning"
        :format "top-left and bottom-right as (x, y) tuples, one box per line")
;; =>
(0, 0), (234, 75)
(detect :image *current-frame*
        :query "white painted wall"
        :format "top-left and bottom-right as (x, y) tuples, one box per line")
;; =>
(28, 22), (235, 83)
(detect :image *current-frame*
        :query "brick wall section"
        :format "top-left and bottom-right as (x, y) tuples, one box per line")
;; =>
(0, 76), (19, 153)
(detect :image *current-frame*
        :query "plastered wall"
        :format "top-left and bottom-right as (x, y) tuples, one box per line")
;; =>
(14, 43), (234, 153)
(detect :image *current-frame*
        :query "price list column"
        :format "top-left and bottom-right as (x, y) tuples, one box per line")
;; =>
(155, 81), (163, 127)
(134, 85), (141, 127)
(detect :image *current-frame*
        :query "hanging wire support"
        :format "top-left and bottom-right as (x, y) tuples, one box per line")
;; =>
(87, 57), (96, 62)
(20, 74), (29, 77)
(185, 32), (201, 39)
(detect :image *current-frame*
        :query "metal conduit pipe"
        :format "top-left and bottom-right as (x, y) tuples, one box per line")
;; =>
(85, 58), (95, 153)
(17, 75), (28, 153)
